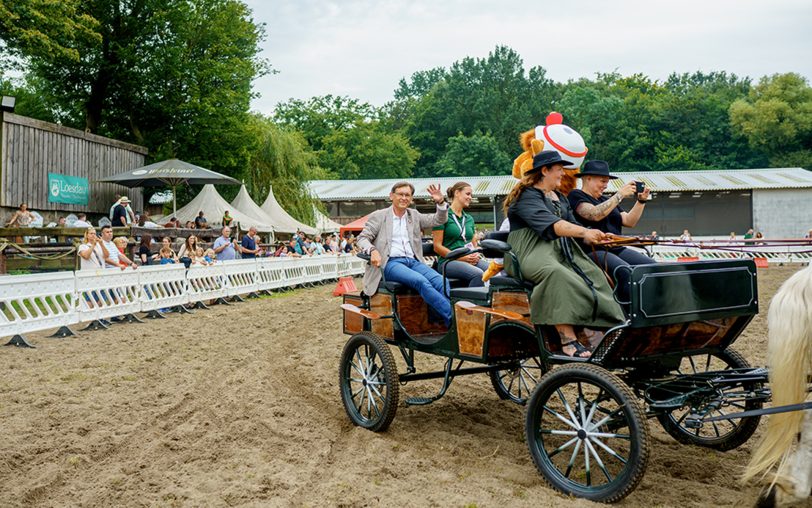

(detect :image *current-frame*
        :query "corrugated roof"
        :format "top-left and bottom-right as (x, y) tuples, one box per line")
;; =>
(308, 168), (812, 200)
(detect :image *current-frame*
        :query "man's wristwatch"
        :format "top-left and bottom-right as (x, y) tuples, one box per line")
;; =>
(637, 198), (647, 204)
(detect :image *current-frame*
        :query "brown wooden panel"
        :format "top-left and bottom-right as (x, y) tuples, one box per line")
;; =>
(369, 293), (394, 338)
(455, 304), (487, 357)
(608, 317), (739, 359)
(490, 291), (532, 326)
(343, 294), (364, 335)
(397, 294), (429, 333)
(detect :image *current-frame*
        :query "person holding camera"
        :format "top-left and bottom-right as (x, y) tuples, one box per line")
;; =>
(568, 160), (654, 296)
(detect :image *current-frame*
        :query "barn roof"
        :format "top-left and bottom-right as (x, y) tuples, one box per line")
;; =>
(308, 168), (812, 200)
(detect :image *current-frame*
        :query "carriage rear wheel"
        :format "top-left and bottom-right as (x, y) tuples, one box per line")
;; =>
(525, 364), (649, 503)
(490, 356), (546, 405)
(339, 332), (399, 432)
(655, 348), (762, 451)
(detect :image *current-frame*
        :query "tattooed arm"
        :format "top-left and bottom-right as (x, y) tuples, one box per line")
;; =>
(575, 192), (624, 221)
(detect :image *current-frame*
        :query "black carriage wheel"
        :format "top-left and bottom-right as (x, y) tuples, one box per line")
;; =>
(490, 357), (547, 405)
(656, 348), (762, 451)
(339, 332), (399, 432)
(525, 364), (649, 503)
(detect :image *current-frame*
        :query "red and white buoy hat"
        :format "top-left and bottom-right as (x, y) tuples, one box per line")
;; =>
(534, 112), (588, 169)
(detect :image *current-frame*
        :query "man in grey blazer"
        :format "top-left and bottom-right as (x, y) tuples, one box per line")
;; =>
(357, 181), (452, 325)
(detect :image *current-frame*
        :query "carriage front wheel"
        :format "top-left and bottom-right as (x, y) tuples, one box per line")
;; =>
(490, 356), (546, 405)
(339, 332), (399, 432)
(525, 364), (649, 503)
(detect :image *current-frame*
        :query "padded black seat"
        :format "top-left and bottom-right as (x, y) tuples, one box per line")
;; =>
(380, 280), (412, 293)
(450, 287), (490, 300)
(490, 276), (534, 291)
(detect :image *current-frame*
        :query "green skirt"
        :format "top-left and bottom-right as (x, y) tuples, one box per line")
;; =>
(506, 228), (625, 328)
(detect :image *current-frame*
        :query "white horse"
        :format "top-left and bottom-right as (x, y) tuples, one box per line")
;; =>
(742, 265), (812, 506)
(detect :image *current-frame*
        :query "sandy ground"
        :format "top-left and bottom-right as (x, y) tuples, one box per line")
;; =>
(0, 265), (806, 507)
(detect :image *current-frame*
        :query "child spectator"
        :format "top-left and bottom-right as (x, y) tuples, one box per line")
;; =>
(158, 247), (175, 265)
(203, 248), (216, 264)
(112, 237), (130, 268)
(193, 247), (210, 265)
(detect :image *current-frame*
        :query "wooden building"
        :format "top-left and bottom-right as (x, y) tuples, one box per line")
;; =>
(0, 111), (148, 219)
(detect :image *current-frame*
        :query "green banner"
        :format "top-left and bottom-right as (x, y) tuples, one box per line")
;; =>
(48, 173), (90, 205)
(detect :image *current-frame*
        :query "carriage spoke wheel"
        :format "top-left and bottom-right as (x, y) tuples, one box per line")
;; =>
(656, 348), (762, 451)
(490, 357), (547, 405)
(526, 364), (649, 503)
(339, 332), (399, 432)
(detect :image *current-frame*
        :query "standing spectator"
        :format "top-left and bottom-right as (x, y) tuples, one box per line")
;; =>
(729, 232), (737, 241)
(649, 230), (659, 241)
(743, 228), (755, 240)
(194, 211), (208, 229)
(112, 197), (130, 227)
(100, 225), (137, 270)
(137, 234), (153, 265)
(805, 228), (812, 239)
(679, 229), (693, 241)
(73, 213), (91, 228)
(311, 236), (325, 255)
(239, 226), (262, 258)
(6, 202), (34, 227)
(109, 195), (135, 224)
(213, 226), (238, 261)
(222, 211), (234, 227)
(343, 235), (357, 254)
(272, 243), (287, 257)
(77, 227), (107, 270)
(109, 194), (121, 219)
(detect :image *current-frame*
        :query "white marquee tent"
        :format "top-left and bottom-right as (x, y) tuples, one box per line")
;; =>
(158, 184), (273, 233)
(260, 185), (318, 236)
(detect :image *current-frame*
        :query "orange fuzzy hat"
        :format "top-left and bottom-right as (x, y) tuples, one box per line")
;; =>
(511, 112), (588, 196)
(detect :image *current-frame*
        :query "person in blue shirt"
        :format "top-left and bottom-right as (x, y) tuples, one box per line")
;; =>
(239, 227), (262, 258)
(213, 226), (238, 261)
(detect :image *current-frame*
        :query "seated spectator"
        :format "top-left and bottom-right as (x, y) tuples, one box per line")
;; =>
(222, 211), (234, 227)
(805, 228), (812, 239)
(286, 238), (303, 257)
(152, 236), (178, 262)
(163, 217), (180, 228)
(185, 220), (196, 229)
(73, 213), (91, 228)
(194, 211), (208, 229)
(271, 243), (287, 257)
(137, 234), (153, 265)
(158, 247), (175, 264)
(178, 235), (199, 268)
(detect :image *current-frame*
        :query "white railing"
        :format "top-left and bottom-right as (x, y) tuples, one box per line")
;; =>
(1, 254), (365, 345)
(649, 245), (812, 263)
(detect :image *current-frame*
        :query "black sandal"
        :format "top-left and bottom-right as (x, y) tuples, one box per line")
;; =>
(561, 339), (592, 358)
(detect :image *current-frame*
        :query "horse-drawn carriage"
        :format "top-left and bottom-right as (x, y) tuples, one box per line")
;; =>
(338, 233), (785, 503)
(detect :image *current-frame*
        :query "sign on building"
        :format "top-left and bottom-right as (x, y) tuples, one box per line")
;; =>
(48, 173), (89, 205)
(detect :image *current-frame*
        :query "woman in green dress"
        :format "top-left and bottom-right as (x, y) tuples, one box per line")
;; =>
(504, 150), (625, 358)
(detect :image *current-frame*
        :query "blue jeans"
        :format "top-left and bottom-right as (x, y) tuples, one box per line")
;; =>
(443, 258), (491, 287)
(384, 257), (452, 325)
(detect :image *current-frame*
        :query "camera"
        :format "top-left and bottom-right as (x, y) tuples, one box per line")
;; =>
(635, 181), (645, 194)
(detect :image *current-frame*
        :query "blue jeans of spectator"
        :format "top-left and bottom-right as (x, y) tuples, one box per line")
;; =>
(588, 247), (655, 303)
(384, 257), (452, 325)
(443, 258), (490, 287)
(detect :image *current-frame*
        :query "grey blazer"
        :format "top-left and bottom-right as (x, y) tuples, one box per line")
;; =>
(356, 204), (448, 296)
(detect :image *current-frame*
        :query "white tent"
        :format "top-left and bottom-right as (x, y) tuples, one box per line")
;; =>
(313, 207), (342, 233)
(260, 185), (318, 236)
(158, 184), (273, 233)
(231, 185), (281, 230)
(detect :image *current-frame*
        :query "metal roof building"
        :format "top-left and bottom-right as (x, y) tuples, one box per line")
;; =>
(309, 168), (812, 238)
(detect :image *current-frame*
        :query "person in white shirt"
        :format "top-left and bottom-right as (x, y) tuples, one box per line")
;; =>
(77, 227), (107, 270)
(73, 213), (91, 228)
(99, 225), (137, 269)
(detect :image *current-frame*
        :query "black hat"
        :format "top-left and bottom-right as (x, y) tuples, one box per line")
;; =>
(577, 160), (618, 179)
(531, 150), (573, 172)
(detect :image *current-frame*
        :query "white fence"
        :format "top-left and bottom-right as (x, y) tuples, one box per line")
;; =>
(1, 254), (364, 344)
(649, 245), (812, 263)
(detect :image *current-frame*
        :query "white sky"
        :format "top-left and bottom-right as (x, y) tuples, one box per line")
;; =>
(244, 0), (811, 114)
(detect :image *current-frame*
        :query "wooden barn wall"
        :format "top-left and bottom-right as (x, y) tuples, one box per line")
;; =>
(0, 112), (148, 213)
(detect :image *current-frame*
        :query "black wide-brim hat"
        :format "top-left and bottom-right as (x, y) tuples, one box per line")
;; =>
(530, 150), (573, 172)
(577, 160), (618, 179)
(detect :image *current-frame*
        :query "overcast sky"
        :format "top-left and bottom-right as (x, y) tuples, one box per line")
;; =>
(243, 0), (810, 114)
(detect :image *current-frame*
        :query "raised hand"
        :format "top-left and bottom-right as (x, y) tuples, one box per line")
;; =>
(426, 184), (444, 204)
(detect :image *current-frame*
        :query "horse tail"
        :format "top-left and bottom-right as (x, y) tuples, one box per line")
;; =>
(743, 266), (812, 484)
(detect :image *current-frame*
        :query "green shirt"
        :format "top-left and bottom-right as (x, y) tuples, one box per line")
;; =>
(433, 209), (476, 265)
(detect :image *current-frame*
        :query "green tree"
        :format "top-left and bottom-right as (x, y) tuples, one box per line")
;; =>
(0, 0), (100, 68)
(274, 94), (376, 151)
(434, 133), (512, 177)
(320, 121), (418, 180)
(6, 0), (267, 180)
(244, 115), (327, 225)
(730, 73), (812, 168)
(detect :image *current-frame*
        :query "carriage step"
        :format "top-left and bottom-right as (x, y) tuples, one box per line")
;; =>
(405, 396), (437, 406)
